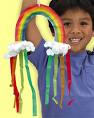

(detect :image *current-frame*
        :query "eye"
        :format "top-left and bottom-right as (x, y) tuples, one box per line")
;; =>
(63, 22), (71, 27)
(80, 21), (88, 26)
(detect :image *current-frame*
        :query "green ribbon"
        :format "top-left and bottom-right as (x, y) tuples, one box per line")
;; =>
(45, 56), (53, 105)
(24, 49), (37, 116)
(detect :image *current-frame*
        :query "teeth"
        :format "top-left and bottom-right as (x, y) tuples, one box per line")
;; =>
(70, 38), (81, 43)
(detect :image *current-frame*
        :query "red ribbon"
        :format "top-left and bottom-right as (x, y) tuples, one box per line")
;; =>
(66, 50), (72, 96)
(10, 57), (19, 112)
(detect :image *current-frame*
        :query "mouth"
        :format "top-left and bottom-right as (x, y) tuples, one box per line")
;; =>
(69, 38), (82, 44)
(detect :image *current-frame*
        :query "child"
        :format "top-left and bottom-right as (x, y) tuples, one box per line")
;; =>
(21, 0), (94, 118)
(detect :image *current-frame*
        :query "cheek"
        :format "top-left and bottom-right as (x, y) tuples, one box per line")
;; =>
(64, 30), (70, 42)
(85, 31), (93, 42)
(84, 26), (93, 36)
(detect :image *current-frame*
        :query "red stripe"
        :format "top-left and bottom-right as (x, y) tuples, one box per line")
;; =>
(10, 57), (19, 112)
(66, 50), (72, 95)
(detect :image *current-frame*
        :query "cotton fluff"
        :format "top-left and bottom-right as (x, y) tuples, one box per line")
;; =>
(5, 41), (35, 58)
(44, 41), (71, 56)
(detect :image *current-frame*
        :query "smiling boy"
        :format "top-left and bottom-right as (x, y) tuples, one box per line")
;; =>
(21, 0), (94, 118)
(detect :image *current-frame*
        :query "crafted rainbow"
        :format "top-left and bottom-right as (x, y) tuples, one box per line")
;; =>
(10, 4), (67, 116)
(15, 4), (64, 42)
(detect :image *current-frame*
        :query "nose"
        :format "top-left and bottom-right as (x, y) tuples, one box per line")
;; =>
(71, 25), (81, 34)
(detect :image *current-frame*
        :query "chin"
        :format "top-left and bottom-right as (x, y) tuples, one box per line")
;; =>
(70, 47), (85, 53)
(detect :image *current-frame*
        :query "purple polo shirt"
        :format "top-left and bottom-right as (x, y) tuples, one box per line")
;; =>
(28, 39), (94, 118)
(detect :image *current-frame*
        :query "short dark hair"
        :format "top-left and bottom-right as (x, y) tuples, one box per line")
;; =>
(49, 0), (94, 30)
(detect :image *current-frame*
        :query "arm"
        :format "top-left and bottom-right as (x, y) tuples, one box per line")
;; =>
(21, 0), (42, 47)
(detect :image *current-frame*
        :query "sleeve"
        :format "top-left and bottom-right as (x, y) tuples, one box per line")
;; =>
(28, 39), (47, 69)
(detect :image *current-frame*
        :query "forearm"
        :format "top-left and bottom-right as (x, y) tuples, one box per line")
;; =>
(21, 0), (42, 47)
(21, 0), (37, 11)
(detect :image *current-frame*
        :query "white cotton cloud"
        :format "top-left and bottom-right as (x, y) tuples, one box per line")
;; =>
(5, 41), (35, 58)
(44, 41), (71, 56)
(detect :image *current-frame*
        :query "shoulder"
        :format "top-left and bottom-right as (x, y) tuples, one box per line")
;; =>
(86, 53), (94, 66)
(28, 39), (46, 59)
(28, 39), (46, 60)
(28, 39), (47, 68)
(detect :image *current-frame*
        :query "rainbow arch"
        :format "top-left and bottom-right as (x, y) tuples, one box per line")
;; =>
(15, 4), (65, 42)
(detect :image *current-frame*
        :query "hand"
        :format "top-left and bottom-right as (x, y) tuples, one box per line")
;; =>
(44, 41), (71, 56)
(37, 0), (52, 5)
(5, 41), (35, 58)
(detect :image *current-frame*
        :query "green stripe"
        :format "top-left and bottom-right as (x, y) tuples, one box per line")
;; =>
(24, 49), (37, 116)
(45, 56), (53, 104)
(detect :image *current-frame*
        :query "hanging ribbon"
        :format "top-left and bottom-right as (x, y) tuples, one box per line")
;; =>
(19, 51), (24, 113)
(52, 55), (58, 104)
(66, 50), (72, 96)
(10, 57), (20, 112)
(45, 56), (53, 104)
(24, 49), (37, 116)
(60, 56), (65, 108)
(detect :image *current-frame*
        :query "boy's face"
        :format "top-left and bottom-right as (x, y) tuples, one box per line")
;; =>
(61, 8), (94, 53)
